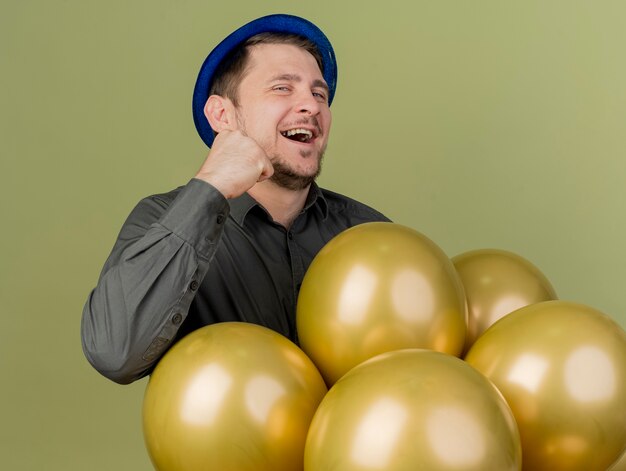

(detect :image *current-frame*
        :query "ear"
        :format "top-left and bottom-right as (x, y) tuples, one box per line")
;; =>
(204, 95), (237, 133)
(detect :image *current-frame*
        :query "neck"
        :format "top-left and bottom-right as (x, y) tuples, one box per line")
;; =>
(248, 180), (310, 229)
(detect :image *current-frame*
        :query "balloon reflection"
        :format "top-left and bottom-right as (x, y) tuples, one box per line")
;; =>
(338, 264), (378, 325)
(563, 346), (615, 402)
(427, 406), (486, 467)
(507, 353), (550, 394)
(391, 268), (435, 323)
(245, 375), (287, 425)
(544, 434), (590, 462)
(181, 363), (232, 426)
(491, 295), (529, 325)
(350, 397), (408, 468)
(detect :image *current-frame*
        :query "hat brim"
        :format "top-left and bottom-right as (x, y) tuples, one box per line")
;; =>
(192, 14), (337, 148)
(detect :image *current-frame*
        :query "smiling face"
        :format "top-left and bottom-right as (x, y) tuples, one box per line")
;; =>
(232, 43), (332, 190)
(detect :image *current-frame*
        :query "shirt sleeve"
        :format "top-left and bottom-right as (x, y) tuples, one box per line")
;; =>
(81, 178), (229, 384)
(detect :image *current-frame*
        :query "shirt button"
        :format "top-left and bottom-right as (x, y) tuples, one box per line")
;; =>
(172, 313), (183, 325)
(216, 213), (225, 224)
(190, 280), (199, 291)
(288, 232), (294, 240)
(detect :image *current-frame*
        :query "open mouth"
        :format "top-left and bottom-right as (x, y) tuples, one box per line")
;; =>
(281, 128), (314, 143)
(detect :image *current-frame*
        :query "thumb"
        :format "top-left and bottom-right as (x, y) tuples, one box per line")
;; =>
(258, 155), (274, 182)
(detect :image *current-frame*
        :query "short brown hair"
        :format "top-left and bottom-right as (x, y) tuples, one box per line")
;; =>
(209, 32), (324, 106)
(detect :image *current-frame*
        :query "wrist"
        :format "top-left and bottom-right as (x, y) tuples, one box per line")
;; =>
(194, 173), (234, 199)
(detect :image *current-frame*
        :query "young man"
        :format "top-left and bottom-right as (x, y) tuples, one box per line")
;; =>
(81, 14), (389, 384)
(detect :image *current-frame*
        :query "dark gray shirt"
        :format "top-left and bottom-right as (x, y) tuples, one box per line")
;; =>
(81, 178), (389, 384)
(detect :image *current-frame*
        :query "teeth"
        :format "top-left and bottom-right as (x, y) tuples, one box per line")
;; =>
(282, 128), (313, 138)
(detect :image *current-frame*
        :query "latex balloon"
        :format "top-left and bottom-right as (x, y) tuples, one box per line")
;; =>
(452, 249), (557, 352)
(465, 301), (626, 470)
(297, 222), (466, 385)
(609, 449), (626, 471)
(143, 322), (328, 471)
(304, 349), (521, 471)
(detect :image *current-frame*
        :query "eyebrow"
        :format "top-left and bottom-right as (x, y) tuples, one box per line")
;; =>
(269, 74), (330, 93)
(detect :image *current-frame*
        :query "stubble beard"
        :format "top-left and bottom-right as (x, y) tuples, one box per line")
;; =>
(269, 148), (325, 191)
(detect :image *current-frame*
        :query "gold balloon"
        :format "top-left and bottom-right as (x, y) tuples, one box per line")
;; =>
(143, 322), (327, 471)
(609, 449), (626, 471)
(452, 248), (557, 352)
(304, 349), (522, 470)
(297, 222), (466, 385)
(465, 301), (626, 470)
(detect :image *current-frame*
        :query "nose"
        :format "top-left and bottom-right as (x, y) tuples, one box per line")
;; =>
(295, 90), (322, 116)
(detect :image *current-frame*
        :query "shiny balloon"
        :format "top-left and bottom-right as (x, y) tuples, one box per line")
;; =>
(297, 222), (466, 385)
(143, 322), (328, 471)
(452, 249), (557, 352)
(609, 449), (626, 471)
(304, 349), (522, 471)
(465, 301), (626, 470)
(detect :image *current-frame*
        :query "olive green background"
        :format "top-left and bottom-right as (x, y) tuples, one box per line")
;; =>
(3, 0), (626, 469)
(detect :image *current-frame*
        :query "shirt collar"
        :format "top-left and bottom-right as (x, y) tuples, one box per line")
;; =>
(228, 192), (259, 225)
(304, 182), (329, 219)
(228, 182), (329, 225)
